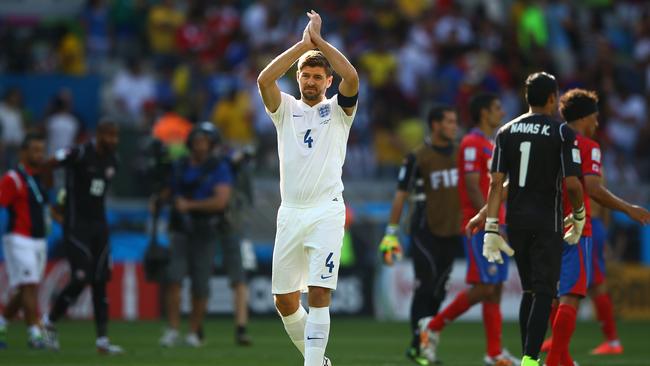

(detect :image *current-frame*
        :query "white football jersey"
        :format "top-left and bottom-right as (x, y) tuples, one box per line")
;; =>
(267, 92), (356, 206)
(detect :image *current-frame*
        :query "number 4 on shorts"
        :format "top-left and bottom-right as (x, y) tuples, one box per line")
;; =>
(325, 252), (334, 273)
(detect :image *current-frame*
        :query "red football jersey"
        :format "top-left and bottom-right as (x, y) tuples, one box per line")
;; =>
(0, 166), (46, 238)
(562, 134), (601, 236)
(458, 128), (505, 229)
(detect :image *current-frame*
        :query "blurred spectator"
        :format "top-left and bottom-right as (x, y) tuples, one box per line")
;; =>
(201, 60), (240, 120)
(241, 0), (269, 48)
(397, 21), (436, 101)
(211, 89), (254, 147)
(360, 39), (397, 89)
(434, 3), (474, 49)
(80, 0), (112, 72)
(56, 25), (87, 76)
(110, 0), (149, 58)
(147, 0), (185, 65)
(634, 12), (650, 93)
(44, 90), (80, 157)
(0, 88), (26, 170)
(110, 57), (155, 125)
(151, 104), (192, 159)
(606, 82), (647, 156)
(517, 1), (548, 52)
(544, 0), (577, 79)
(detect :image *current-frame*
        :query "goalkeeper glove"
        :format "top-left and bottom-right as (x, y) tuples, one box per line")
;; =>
(482, 218), (514, 264)
(563, 205), (586, 245)
(379, 224), (403, 265)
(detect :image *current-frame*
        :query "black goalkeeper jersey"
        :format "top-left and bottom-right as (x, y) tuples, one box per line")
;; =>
(491, 113), (581, 232)
(55, 141), (118, 228)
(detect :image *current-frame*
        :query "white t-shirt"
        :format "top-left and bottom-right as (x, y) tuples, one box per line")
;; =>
(46, 112), (79, 157)
(267, 92), (356, 207)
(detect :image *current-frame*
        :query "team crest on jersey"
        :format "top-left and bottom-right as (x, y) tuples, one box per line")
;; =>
(105, 166), (115, 178)
(318, 104), (331, 118)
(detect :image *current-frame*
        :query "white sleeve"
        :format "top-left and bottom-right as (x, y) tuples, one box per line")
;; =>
(265, 92), (291, 127)
(332, 94), (357, 127)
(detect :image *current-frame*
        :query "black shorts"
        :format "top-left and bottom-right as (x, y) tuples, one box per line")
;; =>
(410, 224), (459, 298)
(65, 222), (111, 283)
(507, 227), (563, 297)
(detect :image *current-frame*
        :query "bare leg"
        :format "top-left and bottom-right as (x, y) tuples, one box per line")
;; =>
(3, 288), (23, 320)
(189, 297), (207, 334)
(20, 284), (39, 326)
(166, 283), (182, 330)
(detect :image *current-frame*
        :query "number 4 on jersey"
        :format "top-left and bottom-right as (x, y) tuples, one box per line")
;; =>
(304, 129), (314, 148)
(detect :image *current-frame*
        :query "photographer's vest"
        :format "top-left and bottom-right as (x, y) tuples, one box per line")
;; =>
(169, 156), (223, 232)
(414, 144), (461, 237)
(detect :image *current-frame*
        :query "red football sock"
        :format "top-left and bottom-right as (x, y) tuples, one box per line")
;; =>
(482, 302), (502, 358)
(428, 291), (470, 331)
(593, 293), (618, 341)
(545, 304), (577, 366)
(561, 347), (574, 366)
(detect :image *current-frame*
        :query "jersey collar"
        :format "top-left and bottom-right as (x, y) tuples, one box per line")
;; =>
(469, 127), (487, 139)
(298, 96), (328, 111)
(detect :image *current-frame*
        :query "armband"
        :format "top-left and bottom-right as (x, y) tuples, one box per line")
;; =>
(337, 93), (358, 108)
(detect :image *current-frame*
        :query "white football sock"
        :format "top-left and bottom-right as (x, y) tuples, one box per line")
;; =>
(0, 315), (6, 327)
(41, 314), (51, 326)
(28, 325), (41, 338)
(305, 307), (330, 366)
(281, 306), (308, 356)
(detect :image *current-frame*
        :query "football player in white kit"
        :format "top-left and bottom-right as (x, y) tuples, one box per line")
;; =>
(257, 10), (358, 366)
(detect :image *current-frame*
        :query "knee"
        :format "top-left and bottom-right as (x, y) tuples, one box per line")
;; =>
(482, 284), (499, 299)
(191, 281), (209, 300)
(308, 286), (331, 307)
(275, 294), (299, 316)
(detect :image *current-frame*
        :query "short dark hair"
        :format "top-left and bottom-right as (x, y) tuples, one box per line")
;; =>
(297, 50), (333, 76)
(21, 131), (45, 150)
(559, 88), (599, 122)
(525, 72), (558, 107)
(469, 93), (499, 125)
(427, 105), (455, 125)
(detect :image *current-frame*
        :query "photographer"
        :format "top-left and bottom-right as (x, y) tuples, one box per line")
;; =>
(157, 122), (232, 348)
(220, 146), (256, 346)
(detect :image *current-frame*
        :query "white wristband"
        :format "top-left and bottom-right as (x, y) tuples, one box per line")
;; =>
(385, 224), (399, 236)
(485, 217), (499, 233)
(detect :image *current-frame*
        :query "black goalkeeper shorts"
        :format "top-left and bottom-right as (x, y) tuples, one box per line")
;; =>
(64, 222), (111, 283)
(506, 227), (563, 297)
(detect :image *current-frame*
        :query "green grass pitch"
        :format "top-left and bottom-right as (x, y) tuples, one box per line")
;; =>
(2, 318), (648, 365)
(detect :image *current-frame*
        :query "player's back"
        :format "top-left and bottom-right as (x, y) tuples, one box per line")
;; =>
(494, 113), (577, 232)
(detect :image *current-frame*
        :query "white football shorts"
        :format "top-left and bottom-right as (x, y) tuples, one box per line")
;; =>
(272, 198), (346, 294)
(2, 233), (47, 288)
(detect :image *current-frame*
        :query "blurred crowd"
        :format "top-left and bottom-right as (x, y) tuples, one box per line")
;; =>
(1, 0), (650, 185)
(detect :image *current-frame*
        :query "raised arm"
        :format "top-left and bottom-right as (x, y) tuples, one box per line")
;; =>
(257, 23), (315, 113)
(307, 10), (359, 115)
